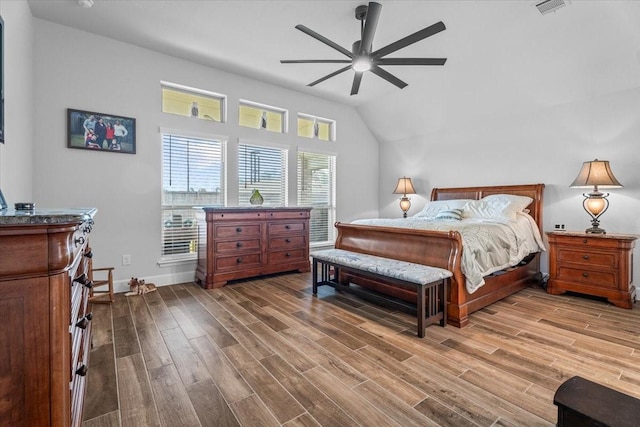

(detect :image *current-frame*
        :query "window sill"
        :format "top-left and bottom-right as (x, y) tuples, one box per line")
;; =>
(157, 254), (197, 267)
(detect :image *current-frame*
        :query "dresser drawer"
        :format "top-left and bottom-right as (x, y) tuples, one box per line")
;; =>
(268, 248), (307, 264)
(215, 238), (261, 253)
(557, 249), (617, 268)
(216, 253), (261, 271)
(215, 224), (261, 238)
(268, 221), (306, 235)
(265, 210), (311, 220)
(557, 267), (617, 288)
(269, 235), (306, 250)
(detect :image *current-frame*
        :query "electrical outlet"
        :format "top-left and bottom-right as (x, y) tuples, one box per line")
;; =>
(122, 254), (131, 265)
(553, 224), (566, 231)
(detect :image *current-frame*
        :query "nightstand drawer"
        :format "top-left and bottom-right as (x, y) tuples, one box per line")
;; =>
(557, 267), (617, 288)
(557, 249), (617, 268)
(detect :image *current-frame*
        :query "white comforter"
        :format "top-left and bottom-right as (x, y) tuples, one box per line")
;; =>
(352, 213), (546, 293)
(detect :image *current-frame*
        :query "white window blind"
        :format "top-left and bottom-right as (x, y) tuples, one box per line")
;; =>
(238, 142), (288, 206)
(162, 133), (225, 256)
(297, 151), (336, 245)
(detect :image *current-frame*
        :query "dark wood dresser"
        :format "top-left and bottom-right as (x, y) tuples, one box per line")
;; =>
(195, 207), (311, 289)
(546, 231), (637, 308)
(0, 208), (97, 426)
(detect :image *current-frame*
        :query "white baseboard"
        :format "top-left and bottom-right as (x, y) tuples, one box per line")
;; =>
(113, 271), (197, 294)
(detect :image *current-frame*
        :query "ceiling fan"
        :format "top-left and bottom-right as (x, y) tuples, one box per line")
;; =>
(281, 2), (447, 96)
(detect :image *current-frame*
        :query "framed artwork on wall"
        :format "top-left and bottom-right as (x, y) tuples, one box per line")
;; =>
(67, 108), (136, 154)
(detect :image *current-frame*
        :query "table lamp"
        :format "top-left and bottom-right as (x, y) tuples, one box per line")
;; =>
(393, 177), (416, 218)
(570, 159), (622, 234)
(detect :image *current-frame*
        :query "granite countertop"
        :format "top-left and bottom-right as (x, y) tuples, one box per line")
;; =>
(0, 207), (98, 225)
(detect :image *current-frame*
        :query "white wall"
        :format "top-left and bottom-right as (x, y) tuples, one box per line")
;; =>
(0, 0), (34, 201)
(31, 19), (379, 291)
(374, 87), (640, 276)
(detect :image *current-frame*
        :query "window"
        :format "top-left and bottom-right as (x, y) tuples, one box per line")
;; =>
(238, 142), (288, 206)
(161, 81), (226, 122)
(239, 100), (287, 133)
(162, 132), (226, 257)
(297, 113), (336, 142)
(297, 151), (336, 245)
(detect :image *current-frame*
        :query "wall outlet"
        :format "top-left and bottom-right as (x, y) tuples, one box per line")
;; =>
(122, 254), (131, 265)
(554, 224), (566, 231)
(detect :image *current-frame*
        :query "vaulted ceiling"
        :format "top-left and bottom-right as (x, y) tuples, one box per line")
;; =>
(27, 0), (640, 142)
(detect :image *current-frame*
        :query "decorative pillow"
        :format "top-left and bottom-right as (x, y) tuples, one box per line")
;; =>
(463, 194), (533, 221)
(415, 199), (473, 218)
(435, 208), (463, 221)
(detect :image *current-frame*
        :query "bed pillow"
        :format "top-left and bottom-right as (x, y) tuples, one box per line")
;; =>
(435, 208), (463, 221)
(463, 194), (533, 221)
(414, 199), (473, 218)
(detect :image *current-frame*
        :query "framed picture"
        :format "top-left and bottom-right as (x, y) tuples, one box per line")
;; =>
(67, 108), (136, 154)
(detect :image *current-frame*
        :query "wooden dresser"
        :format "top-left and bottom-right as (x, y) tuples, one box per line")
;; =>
(195, 207), (311, 289)
(546, 231), (637, 308)
(0, 208), (97, 426)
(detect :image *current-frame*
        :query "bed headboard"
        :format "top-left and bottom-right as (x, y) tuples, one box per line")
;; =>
(431, 183), (545, 232)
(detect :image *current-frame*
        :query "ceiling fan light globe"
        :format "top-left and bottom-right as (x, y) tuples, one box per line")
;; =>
(352, 57), (371, 72)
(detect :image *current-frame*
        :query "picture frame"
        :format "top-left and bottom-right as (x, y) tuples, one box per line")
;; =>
(67, 108), (136, 154)
(0, 188), (7, 210)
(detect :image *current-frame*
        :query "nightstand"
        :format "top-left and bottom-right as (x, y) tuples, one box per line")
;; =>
(546, 231), (637, 308)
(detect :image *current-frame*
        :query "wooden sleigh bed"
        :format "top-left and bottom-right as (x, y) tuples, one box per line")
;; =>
(334, 183), (545, 327)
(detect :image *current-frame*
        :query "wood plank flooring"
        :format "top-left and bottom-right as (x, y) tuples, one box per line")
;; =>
(82, 272), (640, 426)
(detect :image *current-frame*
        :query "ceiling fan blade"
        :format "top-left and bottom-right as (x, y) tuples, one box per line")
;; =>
(360, 2), (382, 54)
(295, 25), (353, 58)
(370, 65), (407, 89)
(377, 58), (447, 66)
(350, 72), (364, 96)
(371, 21), (446, 59)
(307, 65), (352, 87)
(281, 59), (352, 64)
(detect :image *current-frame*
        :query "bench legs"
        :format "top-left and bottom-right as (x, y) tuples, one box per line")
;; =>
(312, 257), (447, 338)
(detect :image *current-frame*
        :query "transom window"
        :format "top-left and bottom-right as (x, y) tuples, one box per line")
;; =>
(161, 81), (226, 122)
(239, 100), (287, 133)
(297, 113), (336, 142)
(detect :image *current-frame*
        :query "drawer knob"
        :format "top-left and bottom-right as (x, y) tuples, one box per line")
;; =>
(75, 316), (90, 329)
(582, 272), (589, 278)
(285, 225), (291, 229)
(285, 238), (291, 243)
(75, 365), (88, 377)
(583, 254), (590, 260)
(286, 252), (291, 257)
(236, 227), (242, 233)
(236, 257), (243, 264)
(236, 242), (243, 248)
(583, 239), (588, 244)
(74, 236), (85, 247)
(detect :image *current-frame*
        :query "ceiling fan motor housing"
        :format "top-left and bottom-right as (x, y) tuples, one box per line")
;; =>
(355, 4), (369, 21)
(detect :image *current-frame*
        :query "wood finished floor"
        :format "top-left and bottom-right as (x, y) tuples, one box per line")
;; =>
(82, 272), (640, 427)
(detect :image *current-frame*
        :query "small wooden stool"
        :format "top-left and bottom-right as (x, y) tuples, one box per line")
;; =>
(89, 267), (114, 304)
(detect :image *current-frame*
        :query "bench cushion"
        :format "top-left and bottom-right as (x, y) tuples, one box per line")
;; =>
(311, 248), (452, 286)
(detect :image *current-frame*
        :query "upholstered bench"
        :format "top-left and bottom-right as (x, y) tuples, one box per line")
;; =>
(311, 248), (451, 337)
(554, 376), (640, 426)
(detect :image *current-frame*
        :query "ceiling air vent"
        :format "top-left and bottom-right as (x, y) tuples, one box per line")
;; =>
(535, 0), (566, 15)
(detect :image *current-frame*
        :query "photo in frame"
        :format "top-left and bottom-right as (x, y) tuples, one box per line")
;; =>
(67, 108), (136, 154)
(0, 188), (7, 210)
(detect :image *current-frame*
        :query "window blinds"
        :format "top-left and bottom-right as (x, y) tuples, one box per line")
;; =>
(297, 151), (336, 244)
(238, 142), (288, 206)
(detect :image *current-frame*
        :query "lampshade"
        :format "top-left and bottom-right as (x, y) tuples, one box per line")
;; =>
(570, 159), (623, 189)
(393, 177), (417, 195)
(570, 159), (622, 234)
